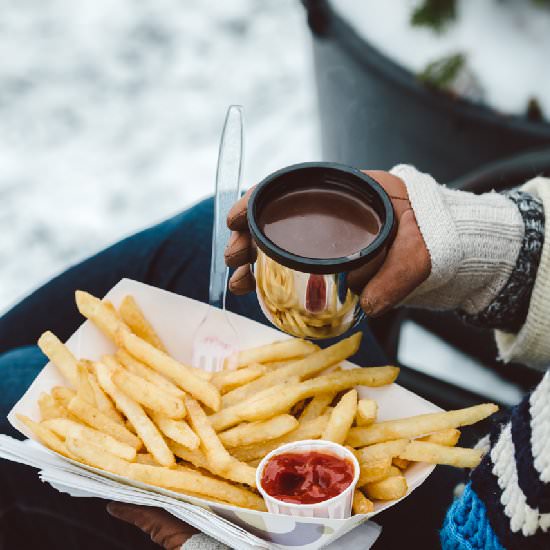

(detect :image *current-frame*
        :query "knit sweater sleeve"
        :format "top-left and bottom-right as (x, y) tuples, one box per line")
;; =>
(391, 166), (550, 370)
(495, 177), (550, 369)
(458, 189), (544, 333)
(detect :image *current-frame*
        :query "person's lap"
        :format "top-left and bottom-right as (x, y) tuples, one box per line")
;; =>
(0, 197), (451, 549)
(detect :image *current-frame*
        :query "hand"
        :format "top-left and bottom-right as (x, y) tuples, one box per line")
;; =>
(225, 170), (431, 317)
(107, 502), (198, 550)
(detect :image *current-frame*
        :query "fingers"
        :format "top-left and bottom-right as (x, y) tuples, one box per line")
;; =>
(228, 264), (256, 295)
(225, 230), (256, 268)
(360, 209), (431, 317)
(227, 187), (255, 231)
(107, 503), (197, 550)
(346, 248), (386, 295)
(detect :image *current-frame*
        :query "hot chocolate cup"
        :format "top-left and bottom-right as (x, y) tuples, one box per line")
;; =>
(247, 162), (396, 339)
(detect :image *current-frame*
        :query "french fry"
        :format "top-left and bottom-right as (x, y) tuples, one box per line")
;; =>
(68, 437), (262, 509)
(111, 366), (186, 419)
(150, 411), (199, 450)
(134, 453), (159, 466)
(300, 393), (335, 422)
(119, 330), (220, 411)
(230, 414), (330, 462)
(95, 361), (174, 466)
(87, 372), (125, 424)
(118, 295), (167, 352)
(68, 395), (141, 449)
(170, 442), (211, 471)
(357, 457), (393, 486)
(42, 418), (136, 461)
(355, 440), (409, 463)
(211, 363), (268, 393)
(398, 441), (483, 468)
(128, 463), (265, 510)
(170, 445), (256, 489)
(38, 392), (68, 420)
(222, 333), (362, 408)
(224, 460), (257, 488)
(353, 489), (375, 514)
(211, 367), (399, 432)
(37, 331), (79, 388)
(419, 428), (461, 447)
(388, 466), (402, 477)
(169, 446), (255, 489)
(17, 414), (76, 459)
(184, 396), (233, 473)
(364, 474), (408, 501)
(346, 404), (498, 447)
(76, 360), (96, 406)
(392, 457), (410, 470)
(219, 415), (298, 448)
(230, 338), (318, 368)
(356, 399), (378, 427)
(66, 436), (129, 475)
(322, 389), (357, 445)
(116, 349), (184, 399)
(75, 290), (130, 342)
(51, 386), (77, 407)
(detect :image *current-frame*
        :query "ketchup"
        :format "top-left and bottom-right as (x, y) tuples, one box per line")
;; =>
(261, 451), (355, 504)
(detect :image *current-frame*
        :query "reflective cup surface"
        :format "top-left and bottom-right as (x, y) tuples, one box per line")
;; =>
(248, 162), (395, 340)
(255, 249), (360, 339)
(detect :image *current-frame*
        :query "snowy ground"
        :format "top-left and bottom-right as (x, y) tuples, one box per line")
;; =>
(0, 0), (318, 313)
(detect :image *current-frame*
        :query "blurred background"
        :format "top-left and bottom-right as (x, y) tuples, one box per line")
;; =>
(0, 0), (318, 315)
(2, 0), (550, 408)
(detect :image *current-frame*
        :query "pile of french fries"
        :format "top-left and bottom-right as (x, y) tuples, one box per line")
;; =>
(18, 290), (499, 516)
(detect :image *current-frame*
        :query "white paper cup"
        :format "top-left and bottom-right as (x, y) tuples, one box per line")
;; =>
(256, 439), (360, 519)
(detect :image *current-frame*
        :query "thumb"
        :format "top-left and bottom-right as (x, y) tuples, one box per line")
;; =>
(107, 503), (197, 550)
(360, 209), (431, 317)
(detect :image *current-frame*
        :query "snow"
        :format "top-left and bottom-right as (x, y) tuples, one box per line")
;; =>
(0, 0), (319, 314)
(332, 0), (550, 116)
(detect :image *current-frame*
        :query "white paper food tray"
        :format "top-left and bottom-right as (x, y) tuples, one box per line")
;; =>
(7, 278), (441, 549)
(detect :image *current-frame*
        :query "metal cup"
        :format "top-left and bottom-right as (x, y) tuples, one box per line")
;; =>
(247, 162), (395, 339)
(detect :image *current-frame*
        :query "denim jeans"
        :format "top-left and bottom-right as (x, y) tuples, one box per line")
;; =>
(0, 198), (458, 549)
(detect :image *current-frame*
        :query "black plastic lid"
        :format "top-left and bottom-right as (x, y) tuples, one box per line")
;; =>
(247, 162), (395, 274)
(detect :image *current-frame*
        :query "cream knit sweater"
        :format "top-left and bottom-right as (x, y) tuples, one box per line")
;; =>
(495, 177), (550, 369)
(391, 165), (550, 371)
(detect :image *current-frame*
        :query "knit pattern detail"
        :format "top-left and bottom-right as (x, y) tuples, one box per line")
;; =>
(512, 395), (550, 512)
(490, 424), (540, 535)
(459, 190), (544, 332)
(529, 371), (550, 485)
(441, 483), (504, 550)
(391, 164), (524, 315)
(468, 372), (550, 549)
(496, 177), (550, 369)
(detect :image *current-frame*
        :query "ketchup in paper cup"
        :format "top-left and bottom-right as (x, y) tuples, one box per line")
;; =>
(256, 440), (360, 519)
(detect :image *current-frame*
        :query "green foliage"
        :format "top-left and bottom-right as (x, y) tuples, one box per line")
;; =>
(412, 0), (550, 34)
(417, 53), (465, 91)
(411, 0), (457, 32)
(527, 97), (544, 121)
